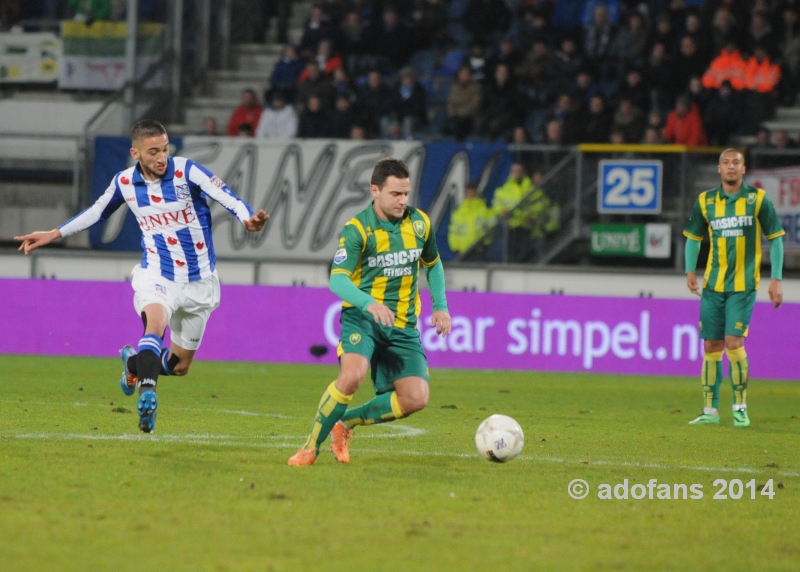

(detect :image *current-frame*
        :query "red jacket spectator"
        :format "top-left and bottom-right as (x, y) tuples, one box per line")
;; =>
(227, 90), (262, 136)
(662, 96), (707, 146)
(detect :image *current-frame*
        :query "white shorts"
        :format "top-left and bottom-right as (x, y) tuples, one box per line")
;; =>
(131, 265), (221, 351)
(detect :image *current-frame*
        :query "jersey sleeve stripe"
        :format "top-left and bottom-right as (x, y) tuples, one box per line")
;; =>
(330, 268), (353, 277)
(765, 230), (786, 239)
(683, 230), (703, 241)
(421, 254), (440, 267)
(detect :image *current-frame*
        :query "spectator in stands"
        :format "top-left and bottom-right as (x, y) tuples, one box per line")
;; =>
(703, 80), (738, 146)
(653, 12), (676, 54)
(411, 0), (449, 50)
(299, 4), (334, 56)
(645, 42), (676, 112)
(513, 11), (556, 53)
(448, 181), (495, 257)
(684, 11), (713, 63)
(329, 94), (359, 138)
(662, 94), (707, 145)
(236, 124), (254, 137)
(464, 0), (511, 47)
(687, 76), (710, 117)
(512, 125), (530, 144)
(330, 66), (355, 98)
(373, 5), (413, 70)
(491, 162), (533, 256)
(350, 124), (367, 140)
(227, 89), (262, 137)
(297, 95), (332, 138)
(443, 64), (482, 141)
(255, 90), (298, 139)
(778, 8), (800, 105)
(673, 36), (709, 96)
(477, 63), (523, 141)
(468, 43), (487, 81)
(269, 44), (305, 103)
(300, 39), (344, 81)
(338, 10), (375, 73)
(568, 69), (598, 113)
(356, 69), (393, 138)
(296, 61), (335, 112)
(609, 128), (626, 143)
(581, 0), (622, 27)
(774, 129), (797, 149)
(612, 97), (646, 144)
(702, 41), (747, 90)
(743, 45), (781, 133)
(583, 4), (617, 82)
(200, 117), (219, 136)
(321, 0), (345, 26)
(611, 10), (650, 72)
(618, 67), (650, 113)
(582, 94), (612, 143)
(547, 93), (582, 144)
(486, 35), (523, 78)
(746, 12), (778, 57)
(643, 127), (663, 144)
(711, 7), (741, 56)
(543, 119), (563, 145)
(387, 67), (428, 140)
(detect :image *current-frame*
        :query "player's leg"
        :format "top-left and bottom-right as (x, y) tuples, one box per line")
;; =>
(725, 290), (757, 427)
(342, 327), (429, 428)
(689, 290), (724, 425)
(288, 352), (367, 465)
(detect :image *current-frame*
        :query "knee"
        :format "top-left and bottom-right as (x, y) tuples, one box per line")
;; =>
(725, 339), (745, 351)
(336, 371), (364, 395)
(399, 384), (429, 415)
(704, 340), (724, 354)
(172, 362), (190, 376)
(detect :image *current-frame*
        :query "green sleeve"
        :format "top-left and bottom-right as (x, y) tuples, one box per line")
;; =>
(424, 259), (448, 312)
(770, 236), (784, 280)
(330, 273), (376, 311)
(684, 237), (701, 274)
(421, 224), (441, 268)
(683, 196), (707, 240)
(758, 194), (786, 240)
(330, 223), (364, 278)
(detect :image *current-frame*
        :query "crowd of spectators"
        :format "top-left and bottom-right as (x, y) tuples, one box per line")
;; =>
(222, 0), (800, 147)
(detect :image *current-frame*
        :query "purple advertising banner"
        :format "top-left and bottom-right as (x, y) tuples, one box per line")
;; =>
(0, 279), (796, 380)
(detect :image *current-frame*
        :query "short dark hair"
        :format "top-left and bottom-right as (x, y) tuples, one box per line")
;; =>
(371, 158), (409, 188)
(130, 119), (167, 142)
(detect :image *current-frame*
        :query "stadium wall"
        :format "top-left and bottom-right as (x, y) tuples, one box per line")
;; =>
(0, 278), (797, 381)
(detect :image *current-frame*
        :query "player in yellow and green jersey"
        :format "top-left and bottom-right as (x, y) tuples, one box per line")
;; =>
(683, 148), (784, 428)
(288, 158), (452, 466)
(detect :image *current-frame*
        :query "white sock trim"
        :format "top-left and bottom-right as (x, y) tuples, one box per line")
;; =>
(703, 407), (719, 416)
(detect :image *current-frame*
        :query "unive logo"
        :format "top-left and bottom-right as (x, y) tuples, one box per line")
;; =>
(349, 333), (361, 345)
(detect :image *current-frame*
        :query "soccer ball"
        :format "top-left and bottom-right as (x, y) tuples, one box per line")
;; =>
(475, 414), (524, 463)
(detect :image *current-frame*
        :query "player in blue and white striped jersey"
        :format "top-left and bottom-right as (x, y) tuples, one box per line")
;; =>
(15, 120), (269, 433)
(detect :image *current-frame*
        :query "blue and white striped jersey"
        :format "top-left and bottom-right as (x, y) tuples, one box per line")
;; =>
(59, 156), (254, 283)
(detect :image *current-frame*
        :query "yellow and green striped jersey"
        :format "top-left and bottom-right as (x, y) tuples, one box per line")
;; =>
(331, 204), (440, 329)
(683, 183), (785, 292)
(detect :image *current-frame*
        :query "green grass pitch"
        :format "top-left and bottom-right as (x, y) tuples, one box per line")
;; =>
(1, 355), (799, 572)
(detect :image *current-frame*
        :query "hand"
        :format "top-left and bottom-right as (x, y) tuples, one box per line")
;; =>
(244, 209), (269, 232)
(768, 279), (783, 309)
(430, 310), (452, 336)
(366, 302), (395, 327)
(14, 229), (61, 255)
(686, 272), (701, 296)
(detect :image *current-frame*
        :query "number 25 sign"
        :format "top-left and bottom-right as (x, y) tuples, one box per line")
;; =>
(597, 160), (663, 214)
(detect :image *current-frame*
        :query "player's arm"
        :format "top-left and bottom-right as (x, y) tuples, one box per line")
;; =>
(14, 176), (126, 255)
(683, 195), (707, 296)
(186, 161), (268, 231)
(758, 193), (786, 309)
(419, 214), (451, 336)
(329, 222), (394, 327)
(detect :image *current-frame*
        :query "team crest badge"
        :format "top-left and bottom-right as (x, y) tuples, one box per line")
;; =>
(349, 333), (362, 345)
(747, 192), (756, 204)
(176, 184), (191, 200)
(413, 220), (426, 238)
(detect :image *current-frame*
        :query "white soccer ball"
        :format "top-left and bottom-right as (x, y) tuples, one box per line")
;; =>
(475, 414), (524, 463)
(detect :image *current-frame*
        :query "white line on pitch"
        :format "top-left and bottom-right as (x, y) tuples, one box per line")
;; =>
(5, 432), (798, 477)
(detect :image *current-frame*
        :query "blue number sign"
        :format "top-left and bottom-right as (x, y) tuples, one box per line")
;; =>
(597, 160), (663, 214)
